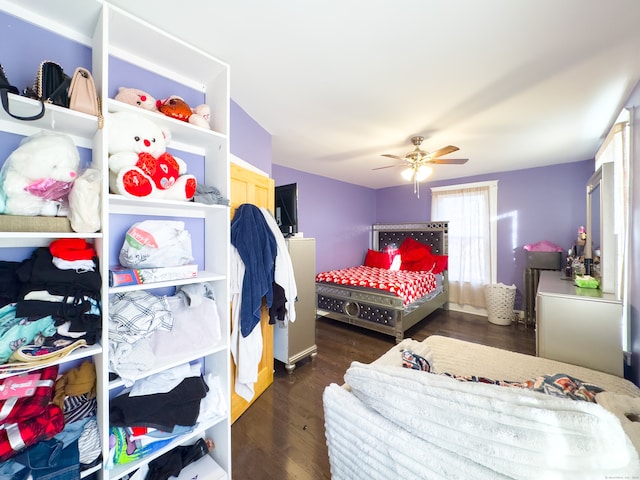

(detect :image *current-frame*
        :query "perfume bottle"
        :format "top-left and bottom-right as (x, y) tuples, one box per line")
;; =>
(565, 249), (573, 278)
(572, 257), (584, 277)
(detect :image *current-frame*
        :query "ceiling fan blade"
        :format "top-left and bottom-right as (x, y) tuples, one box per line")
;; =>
(372, 164), (401, 170)
(428, 145), (459, 159)
(381, 154), (406, 161)
(431, 158), (469, 165)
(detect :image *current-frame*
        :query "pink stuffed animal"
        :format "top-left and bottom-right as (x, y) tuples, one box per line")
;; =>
(114, 87), (158, 112)
(115, 87), (212, 129)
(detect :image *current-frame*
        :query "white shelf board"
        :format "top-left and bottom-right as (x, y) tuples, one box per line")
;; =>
(108, 270), (225, 294)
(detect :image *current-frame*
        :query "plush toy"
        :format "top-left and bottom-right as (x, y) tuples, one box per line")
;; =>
(114, 87), (158, 112)
(156, 96), (211, 129)
(108, 111), (197, 201)
(114, 88), (212, 129)
(0, 131), (80, 216)
(191, 103), (212, 128)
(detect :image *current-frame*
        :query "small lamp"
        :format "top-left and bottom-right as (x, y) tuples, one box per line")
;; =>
(401, 165), (433, 197)
(401, 167), (415, 181)
(415, 165), (433, 181)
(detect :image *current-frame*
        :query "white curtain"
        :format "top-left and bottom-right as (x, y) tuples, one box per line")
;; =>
(432, 184), (492, 307)
(595, 114), (631, 347)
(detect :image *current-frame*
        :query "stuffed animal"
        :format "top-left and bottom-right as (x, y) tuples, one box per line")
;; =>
(0, 131), (80, 216)
(114, 87), (158, 112)
(108, 111), (197, 201)
(114, 88), (212, 129)
(156, 96), (211, 129)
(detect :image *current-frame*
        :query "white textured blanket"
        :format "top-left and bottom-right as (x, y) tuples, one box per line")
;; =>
(323, 384), (508, 480)
(341, 361), (640, 479)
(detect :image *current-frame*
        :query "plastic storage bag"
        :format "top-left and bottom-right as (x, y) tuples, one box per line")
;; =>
(119, 220), (193, 268)
(68, 168), (102, 233)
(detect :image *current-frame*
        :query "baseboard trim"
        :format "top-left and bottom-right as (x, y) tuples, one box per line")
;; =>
(446, 303), (525, 323)
(447, 303), (488, 317)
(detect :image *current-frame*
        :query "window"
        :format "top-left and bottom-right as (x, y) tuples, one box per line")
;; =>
(431, 181), (498, 308)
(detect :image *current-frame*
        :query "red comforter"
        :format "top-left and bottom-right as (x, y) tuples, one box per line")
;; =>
(316, 266), (437, 306)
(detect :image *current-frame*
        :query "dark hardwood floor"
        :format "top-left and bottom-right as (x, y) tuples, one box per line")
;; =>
(230, 310), (535, 479)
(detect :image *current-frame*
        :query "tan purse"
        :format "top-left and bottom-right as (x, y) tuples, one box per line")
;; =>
(69, 67), (103, 127)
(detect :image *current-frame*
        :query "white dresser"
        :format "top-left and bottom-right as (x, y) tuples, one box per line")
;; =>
(536, 270), (623, 376)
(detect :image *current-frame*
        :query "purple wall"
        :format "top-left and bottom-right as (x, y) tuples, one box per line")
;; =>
(0, 12), (92, 89)
(230, 100), (272, 176)
(376, 183), (434, 224)
(493, 163), (593, 293)
(272, 165), (377, 273)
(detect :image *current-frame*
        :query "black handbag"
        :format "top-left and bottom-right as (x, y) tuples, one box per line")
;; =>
(0, 64), (45, 121)
(24, 61), (71, 108)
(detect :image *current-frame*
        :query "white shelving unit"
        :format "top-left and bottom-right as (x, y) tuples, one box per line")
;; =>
(0, 1), (231, 478)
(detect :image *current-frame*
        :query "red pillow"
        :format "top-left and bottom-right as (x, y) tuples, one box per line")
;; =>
(398, 237), (448, 273)
(405, 253), (448, 273)
(402, 256), (434, 272)
(364, 249), (395, 269)
(431, 254), (448, 274)
(398, 237), (432, 262)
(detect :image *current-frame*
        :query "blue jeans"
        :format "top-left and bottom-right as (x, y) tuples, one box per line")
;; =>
(0, 461), (28, 480)
(13, 439), (79, 480)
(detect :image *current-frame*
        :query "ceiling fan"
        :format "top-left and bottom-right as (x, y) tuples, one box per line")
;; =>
(375, 136), (468, 197)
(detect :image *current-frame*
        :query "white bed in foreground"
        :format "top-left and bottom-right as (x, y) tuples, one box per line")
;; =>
(323, 335), (640, 480)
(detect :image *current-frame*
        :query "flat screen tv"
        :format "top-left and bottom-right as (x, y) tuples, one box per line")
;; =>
(275, 183), (298, 237)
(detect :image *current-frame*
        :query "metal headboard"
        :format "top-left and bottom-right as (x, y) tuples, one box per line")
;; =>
(372, 222), (449, 256)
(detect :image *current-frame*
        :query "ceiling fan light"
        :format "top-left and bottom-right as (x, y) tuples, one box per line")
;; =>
(401, 167), (414, 181)
(416, 165), (433, 181)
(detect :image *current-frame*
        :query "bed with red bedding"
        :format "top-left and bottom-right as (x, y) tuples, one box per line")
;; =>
(316, 222), (449, 342)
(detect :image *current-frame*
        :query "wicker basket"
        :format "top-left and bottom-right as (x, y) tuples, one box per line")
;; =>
(484, 283), (516, 325)
(0, 214), (72, 232)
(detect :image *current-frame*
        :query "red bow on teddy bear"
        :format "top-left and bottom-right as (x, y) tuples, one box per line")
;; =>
(121, 151), (196, 198)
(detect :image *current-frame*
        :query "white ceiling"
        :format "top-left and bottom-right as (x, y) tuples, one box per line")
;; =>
(49, 1), (640, 188)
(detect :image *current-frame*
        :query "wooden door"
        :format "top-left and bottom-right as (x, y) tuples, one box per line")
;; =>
(230, 162), (275, 423)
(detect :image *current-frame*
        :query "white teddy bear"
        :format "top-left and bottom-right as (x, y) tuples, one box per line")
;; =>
(0, 131), (80, 216)
(108, 111), (196, 201)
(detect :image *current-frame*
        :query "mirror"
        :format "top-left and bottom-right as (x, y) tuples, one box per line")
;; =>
(585, 172), (600, 272)
(586, 162), (616, 294)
